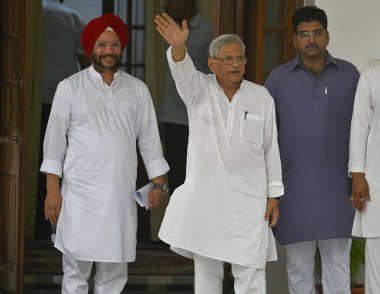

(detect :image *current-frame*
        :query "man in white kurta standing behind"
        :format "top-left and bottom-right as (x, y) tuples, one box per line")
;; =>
(155, 13), (284, 294)
(349, 64), (380, 293)
(40, 14), (169, 293)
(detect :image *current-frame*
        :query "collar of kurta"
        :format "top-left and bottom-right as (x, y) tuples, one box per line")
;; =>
(89, 66), (121, 85)
(291, 50), (338, 71)
(211, 73), (246, 93)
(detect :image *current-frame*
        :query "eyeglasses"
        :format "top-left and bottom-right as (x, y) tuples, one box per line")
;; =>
(296, 30), (325, 38)
(94, 42), (121, 49)
(212, 56), (247, 65)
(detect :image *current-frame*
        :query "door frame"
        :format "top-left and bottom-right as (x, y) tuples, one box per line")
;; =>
(213, 0), (304, 84)
(0, 0), (42, 292)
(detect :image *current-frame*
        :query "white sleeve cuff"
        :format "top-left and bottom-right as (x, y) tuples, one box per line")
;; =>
(145, 158), (170, 180)
(40, 158), (63, 178)
(267, 181), (284, 198)
(348, 165), (365, 177)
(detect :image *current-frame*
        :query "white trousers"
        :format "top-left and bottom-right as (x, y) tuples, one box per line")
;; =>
(62, 254), (128, 294)
(194, 253), (266, 294)
(286, 238), (351, 294)
(366, 237), (380, 294)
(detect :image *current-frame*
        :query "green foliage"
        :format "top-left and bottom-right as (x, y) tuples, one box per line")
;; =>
(350, 239), (365, 285)
(315, 239), (365, 286)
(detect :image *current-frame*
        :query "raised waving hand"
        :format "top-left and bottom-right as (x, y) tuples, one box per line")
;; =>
(155, 13), (188, 62)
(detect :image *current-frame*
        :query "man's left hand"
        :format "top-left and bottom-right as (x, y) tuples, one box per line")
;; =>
(148, 188), (164, 209)
(265, 198), (280, 228)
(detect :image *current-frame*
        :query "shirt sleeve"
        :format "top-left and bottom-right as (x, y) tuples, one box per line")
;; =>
(262, 91), (284, 198)
(40, 80), (71, 177)
(166, 47), (205, 108)
(349, 70), (372, 175)
(137, 85), (169, 179)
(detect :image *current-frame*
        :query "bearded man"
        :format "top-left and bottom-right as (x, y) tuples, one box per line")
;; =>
(40, 14), (169, 293)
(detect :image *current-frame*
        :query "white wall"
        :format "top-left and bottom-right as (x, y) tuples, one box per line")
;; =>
(314, 0), (380, 72)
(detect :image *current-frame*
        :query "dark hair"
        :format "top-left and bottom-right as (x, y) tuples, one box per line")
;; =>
(292, 6), (328, 32)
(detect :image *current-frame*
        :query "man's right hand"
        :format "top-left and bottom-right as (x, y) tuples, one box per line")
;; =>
(44, 173), (62, 224)
(351, 172), (370, 212)
(154, 13), (188, 62)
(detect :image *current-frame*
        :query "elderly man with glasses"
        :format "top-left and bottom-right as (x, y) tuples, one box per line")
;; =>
(155, 12), (284, 294)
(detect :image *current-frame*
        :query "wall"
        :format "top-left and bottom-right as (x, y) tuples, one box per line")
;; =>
(314, 0), (380, 72)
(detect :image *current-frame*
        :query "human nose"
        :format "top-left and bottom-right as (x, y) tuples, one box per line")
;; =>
(232, 58), (241, 64)
(307, 32), (317, 40)
(230, 57), (246, 66)
(104, 45), (115, 53)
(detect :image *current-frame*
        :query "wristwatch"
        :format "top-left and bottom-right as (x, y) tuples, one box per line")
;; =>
(152, 182), (168, 193)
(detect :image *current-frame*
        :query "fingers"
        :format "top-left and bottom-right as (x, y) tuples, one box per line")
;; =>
(268, 208), (279, 228)
(350, 194), (368, 212)
(154, 13), (174, 32)
(265, 199), (279, 228)
(154, 18), (165, 35)
(351, 174), (370, 211)
(149, 190), (164, 209)
(44, 205), (61, 224)
(181, 19), (188, 31)
(156, 13), (174, 28)
(154, 15), (171, 39)
(150, 197), (162, 209)
(44, 190), (62, 224)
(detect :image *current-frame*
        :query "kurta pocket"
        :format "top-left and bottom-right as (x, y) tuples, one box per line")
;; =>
(240, 112), (264, 147)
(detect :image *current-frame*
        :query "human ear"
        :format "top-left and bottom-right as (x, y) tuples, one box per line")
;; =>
(208, 57), (216, 73)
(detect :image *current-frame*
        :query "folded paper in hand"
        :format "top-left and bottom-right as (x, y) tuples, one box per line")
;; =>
(134, 182), (151, 210)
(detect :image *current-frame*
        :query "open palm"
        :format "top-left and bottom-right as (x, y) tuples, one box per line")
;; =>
(155, 13), (188, 47)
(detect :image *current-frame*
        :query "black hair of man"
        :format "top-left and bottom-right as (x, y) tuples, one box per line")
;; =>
(292, 5), (328, 32)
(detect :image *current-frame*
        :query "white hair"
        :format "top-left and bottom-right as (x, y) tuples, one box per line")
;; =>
(209, 34), (246, 57)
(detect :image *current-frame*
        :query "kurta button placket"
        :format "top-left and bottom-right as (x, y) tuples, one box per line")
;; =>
(226, 95), (238, 138)
(226, 105), (235, 137)
(106, 87), (116, 131)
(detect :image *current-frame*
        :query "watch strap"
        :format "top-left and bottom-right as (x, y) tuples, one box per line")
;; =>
(152, 182), (168, 193)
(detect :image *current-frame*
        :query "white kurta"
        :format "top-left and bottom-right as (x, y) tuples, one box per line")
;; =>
(40, 66), (169, 262)
(158, 49), (284, 269)
(349, 65), (380, 238)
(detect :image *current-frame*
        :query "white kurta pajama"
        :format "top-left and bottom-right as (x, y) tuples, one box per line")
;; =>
(349, 65), (380, 238)
(349, 65), (380, 293)
(41, 65), (169, 262)
(159, 49), (284, 269)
